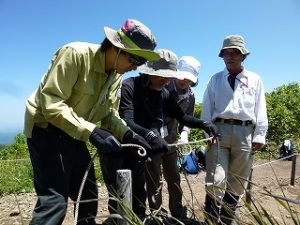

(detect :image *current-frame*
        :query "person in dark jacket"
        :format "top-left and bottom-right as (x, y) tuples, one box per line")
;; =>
(149, 55), (201, 220)
(118, 49), (217, 223)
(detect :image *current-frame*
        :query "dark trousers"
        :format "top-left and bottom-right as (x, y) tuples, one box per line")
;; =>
(145, 150), (184, 218)
(27, 125), (98, 225)
(99, 150), (147, 219)
(204, 192), (239, 225)
(204, 194), (220, 224)
(220, 192), (239, 225)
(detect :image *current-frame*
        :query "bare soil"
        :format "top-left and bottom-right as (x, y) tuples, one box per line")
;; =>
(1, 156), (299, 225)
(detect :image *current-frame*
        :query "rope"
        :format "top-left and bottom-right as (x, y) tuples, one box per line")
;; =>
(168, 137), (213, 147)
(174, 136), (217, 221)
(1, 137), (297, 224)
(252, 153), (298, 168)
(74, 137), (212, 224)
(172, 136), (213, 165)
(54, 137), (300, 224)
(74, 143), (146, 225)
(74, 152), (98, 225)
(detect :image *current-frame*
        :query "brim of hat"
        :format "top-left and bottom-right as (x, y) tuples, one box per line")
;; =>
(178, 71), (197, 83)
(218, 46), (250, 57)
(104, 26), (160, 61)
(138, 65), (183, 80)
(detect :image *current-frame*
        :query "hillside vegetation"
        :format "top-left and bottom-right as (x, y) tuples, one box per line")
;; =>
(0, 82), (299, 195)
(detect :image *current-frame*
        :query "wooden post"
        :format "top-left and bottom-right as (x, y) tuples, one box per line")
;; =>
(246, 167), (253, 204)
(290, 155), (297, 186)
(116, 169), (132, 225)
(266, 139), (271, 162)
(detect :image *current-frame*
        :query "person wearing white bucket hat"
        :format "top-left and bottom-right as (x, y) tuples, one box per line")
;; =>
(118, 49), (216, 223)
(157, 56), (201, 221)
(168, 56), (201, 145)
(176, 56), (201, 86)
(201, 35), (268, 224)
(24, 18), (158, 225)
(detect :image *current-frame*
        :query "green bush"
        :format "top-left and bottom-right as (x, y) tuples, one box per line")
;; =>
(0, 159), (33, 195)
(0, 134), (103, 195)
(0, 134), (28, 160)
(1, 82), (300, 195)
(0, 134), (33, 195)
(266, 82), (300, 148)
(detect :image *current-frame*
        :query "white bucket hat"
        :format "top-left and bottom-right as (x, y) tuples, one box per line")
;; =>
(218, 35), (250, 57)
(138, 49), (183, 79)
(177, 56), (201, 84)
(104, 19), (160, 60)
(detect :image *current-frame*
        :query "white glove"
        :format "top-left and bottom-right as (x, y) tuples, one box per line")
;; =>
(179, 130), (189, 144)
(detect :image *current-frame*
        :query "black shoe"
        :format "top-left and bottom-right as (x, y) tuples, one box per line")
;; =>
(76, 218), (98, 225)
(168, 216), (201, 225)
(144, 216), (164, 225)
(144, 208), (169, 225)
(101, 217), (117, 225)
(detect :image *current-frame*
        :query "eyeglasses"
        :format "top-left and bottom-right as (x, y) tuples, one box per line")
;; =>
(222, 50), (242, 57)
(127, 53), (147, 66)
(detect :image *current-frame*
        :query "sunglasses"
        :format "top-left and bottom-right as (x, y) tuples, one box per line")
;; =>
(126, 52), (147, 66)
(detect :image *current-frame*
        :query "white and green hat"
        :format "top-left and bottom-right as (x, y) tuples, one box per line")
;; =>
(104, 19), (160, 61)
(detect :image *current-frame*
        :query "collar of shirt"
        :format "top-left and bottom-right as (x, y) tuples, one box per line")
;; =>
(224, 68), (248, 88)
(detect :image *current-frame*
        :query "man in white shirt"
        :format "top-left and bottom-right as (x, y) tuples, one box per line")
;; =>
(200, 35), (268, 224)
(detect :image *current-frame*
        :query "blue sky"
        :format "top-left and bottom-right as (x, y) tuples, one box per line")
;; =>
(1, 0), (300, 133)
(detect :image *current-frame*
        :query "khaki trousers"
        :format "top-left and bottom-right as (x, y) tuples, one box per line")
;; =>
(205, 122), (254, 200)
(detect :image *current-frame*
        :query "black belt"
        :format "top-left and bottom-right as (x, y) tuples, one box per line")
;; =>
(214, 118), (252, 126)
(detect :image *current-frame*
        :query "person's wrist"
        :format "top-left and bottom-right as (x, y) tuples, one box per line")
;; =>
(123, 130), (133, 142)
(145, 130), (158, 142)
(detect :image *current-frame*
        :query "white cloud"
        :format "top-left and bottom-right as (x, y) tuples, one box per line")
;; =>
(0, 80), (25, 98)
(0, 96), (25, 132)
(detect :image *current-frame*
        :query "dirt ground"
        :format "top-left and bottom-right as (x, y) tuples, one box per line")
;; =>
(0, 156), (299, 225)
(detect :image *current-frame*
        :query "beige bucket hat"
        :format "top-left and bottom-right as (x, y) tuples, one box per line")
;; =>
(138, 49), (183, 79)
(219, 35), (250, 57)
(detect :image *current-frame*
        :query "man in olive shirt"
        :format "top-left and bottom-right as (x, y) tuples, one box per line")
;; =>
(24, 19), (158, 225)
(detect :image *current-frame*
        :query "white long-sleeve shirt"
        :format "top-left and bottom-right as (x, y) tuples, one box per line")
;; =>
(201, 68), (268, 144)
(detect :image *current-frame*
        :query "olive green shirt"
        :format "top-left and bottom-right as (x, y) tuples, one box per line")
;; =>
(24, 42), (129, 141)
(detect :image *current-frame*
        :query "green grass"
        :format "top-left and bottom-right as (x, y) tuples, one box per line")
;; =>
(0, 134), (104, 195)
(0, 134), (299, 225)
(0, 159), (33, 195)
(0, 153), (103, 196)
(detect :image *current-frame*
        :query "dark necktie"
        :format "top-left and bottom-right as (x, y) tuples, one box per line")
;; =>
(228, 74), (236, 90)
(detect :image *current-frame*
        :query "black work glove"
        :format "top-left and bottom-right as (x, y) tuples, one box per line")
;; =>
(89, 127), (121, 153)
(201, 121), (218, 137)
(123, 130), (151, 162)
(144, 130), (169, 153)
(180, 114), (218, 138)
(123, 130), (151, 150)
